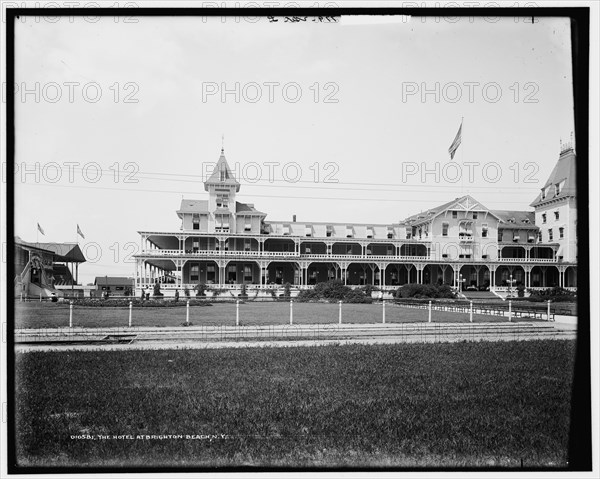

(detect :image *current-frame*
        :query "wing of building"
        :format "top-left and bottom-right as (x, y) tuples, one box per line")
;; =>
(14, 237), (87, 298)
(133, 145), (577, 296)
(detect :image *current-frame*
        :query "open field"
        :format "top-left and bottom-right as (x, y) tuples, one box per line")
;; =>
(14, 301), (546, 330)
(14, 340), (575, 468)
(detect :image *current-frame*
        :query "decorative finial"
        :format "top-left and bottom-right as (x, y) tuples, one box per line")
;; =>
(221, 134), (224, 153)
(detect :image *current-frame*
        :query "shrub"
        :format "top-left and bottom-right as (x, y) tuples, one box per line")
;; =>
(395, 283), (456, 299)
(239, 283), (248, 299)
(195, 283), (206, 297)
(527, 287), (576, 303)
(153, 282), (163, 297)
(184, 287), (190, 298)
(283, 282), (291, 299)
(296, 280), (372, 303)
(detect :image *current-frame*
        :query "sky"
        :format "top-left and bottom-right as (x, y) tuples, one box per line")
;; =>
(10, 11), (576, 284)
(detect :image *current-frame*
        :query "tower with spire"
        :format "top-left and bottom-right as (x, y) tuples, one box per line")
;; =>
(204, 146), (241, 233)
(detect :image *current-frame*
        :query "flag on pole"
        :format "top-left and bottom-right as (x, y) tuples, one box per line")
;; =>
(448, 121), (462, 160)
(77, 224), (85, 239)
(37, 223), (45, 235)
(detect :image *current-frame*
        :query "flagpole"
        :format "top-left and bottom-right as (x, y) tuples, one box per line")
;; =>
(460, 116), (465, 195)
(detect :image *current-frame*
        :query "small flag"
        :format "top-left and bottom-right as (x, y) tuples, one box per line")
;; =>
(37, 223), (45, 235)
(448, 121), (462, 160)
(77, 224), (85, 239)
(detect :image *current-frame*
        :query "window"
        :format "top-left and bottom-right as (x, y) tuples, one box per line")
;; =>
(305, 245), (312, 254)
(442, 254), (448, 258)
(481, 223), (488, 238)
(305, 225), (312, 237)
(498, 231), (503, 242)
(542, 213), (547, 224)
(190, 264), (199, 282)
(538, 231), (542, 242)
(482, 254), (488, 259)
(528, 233), (536, 243)
(387, 227), (394, 239)
(244, 217), (252, 232)
(452, 211), (457, 219)
(244, 264), (253, 283)
(555, 183), (561, 196)
(473, 212), (478, 219)
(442, 222), (449, 237)
(513, 232), (520, 242)
(387, 246), (394, 256)
(216, 193), (229, 208)
(366, 226), (374, 239)
(559, 227), (564, 239)
(346, 226), (353, 238)
(193, 214), (200, 230)
(326, 225), (333, 237)
(206, 265), (215, 282)
(283, 224), (291, 236)
(193, 240), (199, 253)
(554, 211), (560, 220)
(244, 239), (251, 251)
(548, 229), (553, 241)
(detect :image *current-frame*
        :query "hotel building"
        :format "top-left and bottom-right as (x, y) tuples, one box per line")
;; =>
(133, 144), (578, 296)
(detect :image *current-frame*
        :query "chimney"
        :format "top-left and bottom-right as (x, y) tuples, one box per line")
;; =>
(293, 215), (296, 222)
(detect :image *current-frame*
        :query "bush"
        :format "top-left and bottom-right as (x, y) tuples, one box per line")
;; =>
(153, 283), (163, 297)
(195, 283), (206, 297)
(527, 287), (576, 303)
(184, 287), (190, 298)
(296, 280), (372, 303)
(394, 284), (456, 299)
(239, 283), (248, 299)
(283, 282), (291, 299)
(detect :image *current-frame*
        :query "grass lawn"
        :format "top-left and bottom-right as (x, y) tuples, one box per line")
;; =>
(14, 340), (575, 468)
(14, 301), (541, 329)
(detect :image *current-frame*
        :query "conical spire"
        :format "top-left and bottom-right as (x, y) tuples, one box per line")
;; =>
(204, 146), (240, 192)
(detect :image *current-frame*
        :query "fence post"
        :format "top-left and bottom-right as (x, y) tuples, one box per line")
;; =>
(428, 301), (432, 323)
(289, 300), (293, 325)
(20, 292), (23, 302)
(382, 300), (386, 324)
(129, 301), (132, 328)
(236, 300), (240, 326)
(508, 300), (512, 322)
(39, 292), (42, 302)
(469, 301), (473, 323)
(69, 301), (73, 328)
(339, 300), (343, 324)
(186, 300), (190, 325)
(547, 300), (551, 321)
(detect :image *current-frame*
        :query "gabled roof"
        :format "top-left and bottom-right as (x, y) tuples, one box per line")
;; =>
(404, 195), (502, 224)
(16, 237), (86, 262)
(236, 201), (266, 216)
(493, 210), (538, 230)
(204, 149), (240, 192)
(94, 276), (134, 286)
(530, 147), (576, 207)
(177, 199), (209, 217)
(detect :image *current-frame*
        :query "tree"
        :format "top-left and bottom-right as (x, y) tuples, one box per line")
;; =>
(153, 282), (163, 297)
(195, 283), (206, 297)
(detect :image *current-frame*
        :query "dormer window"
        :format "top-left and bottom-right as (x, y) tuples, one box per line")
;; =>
(523, 218), (530, 224)
(346, 226), (354, 238)
(387, 227), (394, 239)
(326, 225), (333, 237)
(283, 224), (291, 236)
(366, 226), (374, 239)
(305, 225), (312, 237)
(508, 218), (516, 224)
